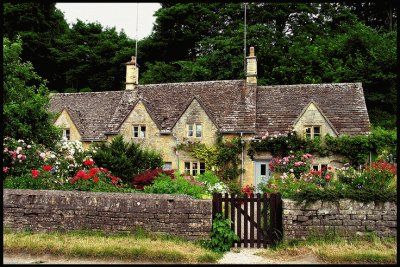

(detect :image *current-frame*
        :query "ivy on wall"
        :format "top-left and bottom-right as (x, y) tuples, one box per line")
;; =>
(248, 127), (397, 167)
(176, 135), (242, 180)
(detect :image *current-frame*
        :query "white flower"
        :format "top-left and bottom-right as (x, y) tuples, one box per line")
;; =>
(40, 152), (46, 159)
(27, 145), (32, 149)
(17, 139), (24, 143)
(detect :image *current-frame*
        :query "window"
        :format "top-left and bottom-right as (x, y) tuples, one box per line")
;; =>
(163, 162), (172, 170)
(312, 164), (329, 174)
(305, 126), (321, 139)
(184, 161), (205, 176)
(133, 125), (146, 138)
(62, 129), (70, 140)
(187, 124), (202, 138)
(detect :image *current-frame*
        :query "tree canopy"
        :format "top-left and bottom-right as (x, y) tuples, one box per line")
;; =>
(3, 2), (397, 128)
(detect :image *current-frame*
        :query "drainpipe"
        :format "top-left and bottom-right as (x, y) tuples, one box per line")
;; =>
(172, 132), (180, 174)
(240, 132), (244, 187)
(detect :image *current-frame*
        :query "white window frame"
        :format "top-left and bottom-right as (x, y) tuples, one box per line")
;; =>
(184, 161), (205, 176)
(187, 123), (202, 138)
(62, 128), (71, 140)
(133, 125), (146, 138)
(305, 126), (321, 140)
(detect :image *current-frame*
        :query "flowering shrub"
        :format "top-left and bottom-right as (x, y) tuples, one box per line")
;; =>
(195, 171), (228, 194)
(269, 153), (313, 178)
(132, 168), (175, 190)
(242, 184), (255, 197)
(260, 160), (397, 203)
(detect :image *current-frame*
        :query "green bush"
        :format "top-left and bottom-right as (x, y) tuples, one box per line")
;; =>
(91, 135), (163, 184)
(143, 173), (206, 199)
(205, 213), (239, 253)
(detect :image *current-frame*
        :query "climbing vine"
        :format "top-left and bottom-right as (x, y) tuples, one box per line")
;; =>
(176, 135), (242, 181)
(248, 128), (397, 167)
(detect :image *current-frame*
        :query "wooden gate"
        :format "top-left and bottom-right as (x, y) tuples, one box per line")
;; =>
(212, 192), (283, 248)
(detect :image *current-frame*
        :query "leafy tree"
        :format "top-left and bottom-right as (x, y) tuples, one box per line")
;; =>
(3, 37), (61, 148)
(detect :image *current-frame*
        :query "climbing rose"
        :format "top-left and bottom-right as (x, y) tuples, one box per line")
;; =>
(43, 165), (52, 171)
(31, 170), (40, 178)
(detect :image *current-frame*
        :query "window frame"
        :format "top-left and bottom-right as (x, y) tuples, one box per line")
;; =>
(184, 161), (205, 176)
(187, 123), (202, 138)
(305, 125), (321, 140)
(133, 125), (146, 138)
(62, 128), (71, 140)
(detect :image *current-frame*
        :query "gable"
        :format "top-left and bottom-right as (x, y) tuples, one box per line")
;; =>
(172, 98), (219, 145)
(293, 101), (338, 137)
(54, 109), (81, 140)
(118, 100), (159, 135)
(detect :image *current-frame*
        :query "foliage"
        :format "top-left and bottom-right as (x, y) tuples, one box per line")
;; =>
(250, 127), (397, 167)
(177, 135), (242, 181)
(143, 173), (206, 199)
(261, 161), (397, 203)
(225, 180), (244, 196)
(3, 37), (61, 148)
(91, 135), (163, 184)
(132, 168), (175, 190)
(195, 171), (228, 195)
(205, 213), (239, 253)
(268, 153), (314, 179)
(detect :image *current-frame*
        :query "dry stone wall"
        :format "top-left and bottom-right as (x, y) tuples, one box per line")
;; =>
(282, 199), (397, 240)
(3, 189), (212, 240)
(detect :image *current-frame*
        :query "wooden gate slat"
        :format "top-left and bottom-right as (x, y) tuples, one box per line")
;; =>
(237, 196), (242, 248)
(263, 193), (268, 247)
(244, 194), (248, 248)
(224, 193), (229, 219)
(250, 194), (255, 248)
(230, 193), (235, 243)
(270, 193), (277, 245)
(256, 193), (261, 248)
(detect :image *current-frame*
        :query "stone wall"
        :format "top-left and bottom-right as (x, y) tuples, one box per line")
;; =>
(283, 199), (397, 240)
(3, 189), (212, 240)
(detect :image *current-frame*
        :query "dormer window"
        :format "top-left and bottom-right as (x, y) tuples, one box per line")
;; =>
(187, 124), (202, 138)
(62, 128), (70, 140)
(305, 126), (320, 140)
(133, 125), (146, 138)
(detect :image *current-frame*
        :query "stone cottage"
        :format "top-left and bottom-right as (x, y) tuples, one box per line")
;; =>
(48, 47), (370, 188)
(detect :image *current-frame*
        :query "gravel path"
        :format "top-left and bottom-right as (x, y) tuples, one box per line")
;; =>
(4, 250), (323, 265)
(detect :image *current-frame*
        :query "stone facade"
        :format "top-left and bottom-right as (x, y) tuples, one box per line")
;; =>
(3, 189), (212, 240)
(282, 199), (397, 240)
(54, 110), (81, 141)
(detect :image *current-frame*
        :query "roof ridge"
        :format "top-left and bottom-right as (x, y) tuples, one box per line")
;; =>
(138, 79), (244, 87)
(257, 82), (362, 89)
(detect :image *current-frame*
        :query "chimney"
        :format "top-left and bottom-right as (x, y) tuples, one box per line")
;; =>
(125, 56), (139, 90)
(246, 47), (257, 85)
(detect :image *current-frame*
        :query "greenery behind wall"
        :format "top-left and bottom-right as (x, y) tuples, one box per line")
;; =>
(3, 2), (397, 129)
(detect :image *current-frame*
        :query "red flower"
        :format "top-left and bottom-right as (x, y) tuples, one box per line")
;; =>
(325, 175), (331, 180)
(83, 173), (90, 180)
(31, 169), (40, 178)
(328, 166), (332, 170)
(70, 179), (75, 184)
(99, 167), (108, 172)
(93, 177), (99, 183)
(43, 165), (52, 171)
(83, 159), (94, 166)
(89, 168), (99, 177)
(317, 171), (322, 175)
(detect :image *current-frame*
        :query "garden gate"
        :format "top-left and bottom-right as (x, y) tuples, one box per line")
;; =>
(212, 192), (283, 248)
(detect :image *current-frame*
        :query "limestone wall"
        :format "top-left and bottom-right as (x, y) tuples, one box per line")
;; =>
(3, 189), (212, 240)
(282, 199), (397, 240)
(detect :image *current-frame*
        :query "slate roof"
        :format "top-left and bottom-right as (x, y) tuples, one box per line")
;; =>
(48, 81), (370, 141)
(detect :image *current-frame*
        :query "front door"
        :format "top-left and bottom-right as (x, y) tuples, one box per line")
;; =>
(254, 161), (271, 193)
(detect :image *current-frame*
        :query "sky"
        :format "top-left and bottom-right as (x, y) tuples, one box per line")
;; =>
(56, 3), (161, 40)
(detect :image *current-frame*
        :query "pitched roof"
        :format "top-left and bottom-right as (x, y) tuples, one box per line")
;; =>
(255, 83), (370, 136)
(48, 81), (370, 141)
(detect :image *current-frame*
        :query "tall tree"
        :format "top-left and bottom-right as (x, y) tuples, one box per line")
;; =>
(3, 37), (60, 148)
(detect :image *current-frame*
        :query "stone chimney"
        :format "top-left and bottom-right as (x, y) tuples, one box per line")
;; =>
(125, 56), (139, 90)
(246, 47), (257, 85)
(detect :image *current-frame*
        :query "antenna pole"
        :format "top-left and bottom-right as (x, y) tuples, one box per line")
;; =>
(244, 2), (247, 74)
(135, 2), (139, 63)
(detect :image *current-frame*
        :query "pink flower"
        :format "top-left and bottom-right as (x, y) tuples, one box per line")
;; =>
(294, 161), (304, 166)
(3, 148), (8, 153)
(39, 152), (46, 159)
(3, 167), (10, 173)
(27, 145), (32, 149)
(325, 175), (331, 180)
(17, 154), (23, 159)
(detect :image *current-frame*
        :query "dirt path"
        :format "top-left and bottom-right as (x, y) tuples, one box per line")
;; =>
(4, 249), (323, 265)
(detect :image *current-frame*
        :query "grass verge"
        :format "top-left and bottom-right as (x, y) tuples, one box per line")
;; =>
(3, 228), (221, 264)
(255, 232), (397, 264)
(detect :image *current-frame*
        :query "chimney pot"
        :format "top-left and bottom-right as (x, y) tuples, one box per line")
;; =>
(246, 47), (257, 85)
